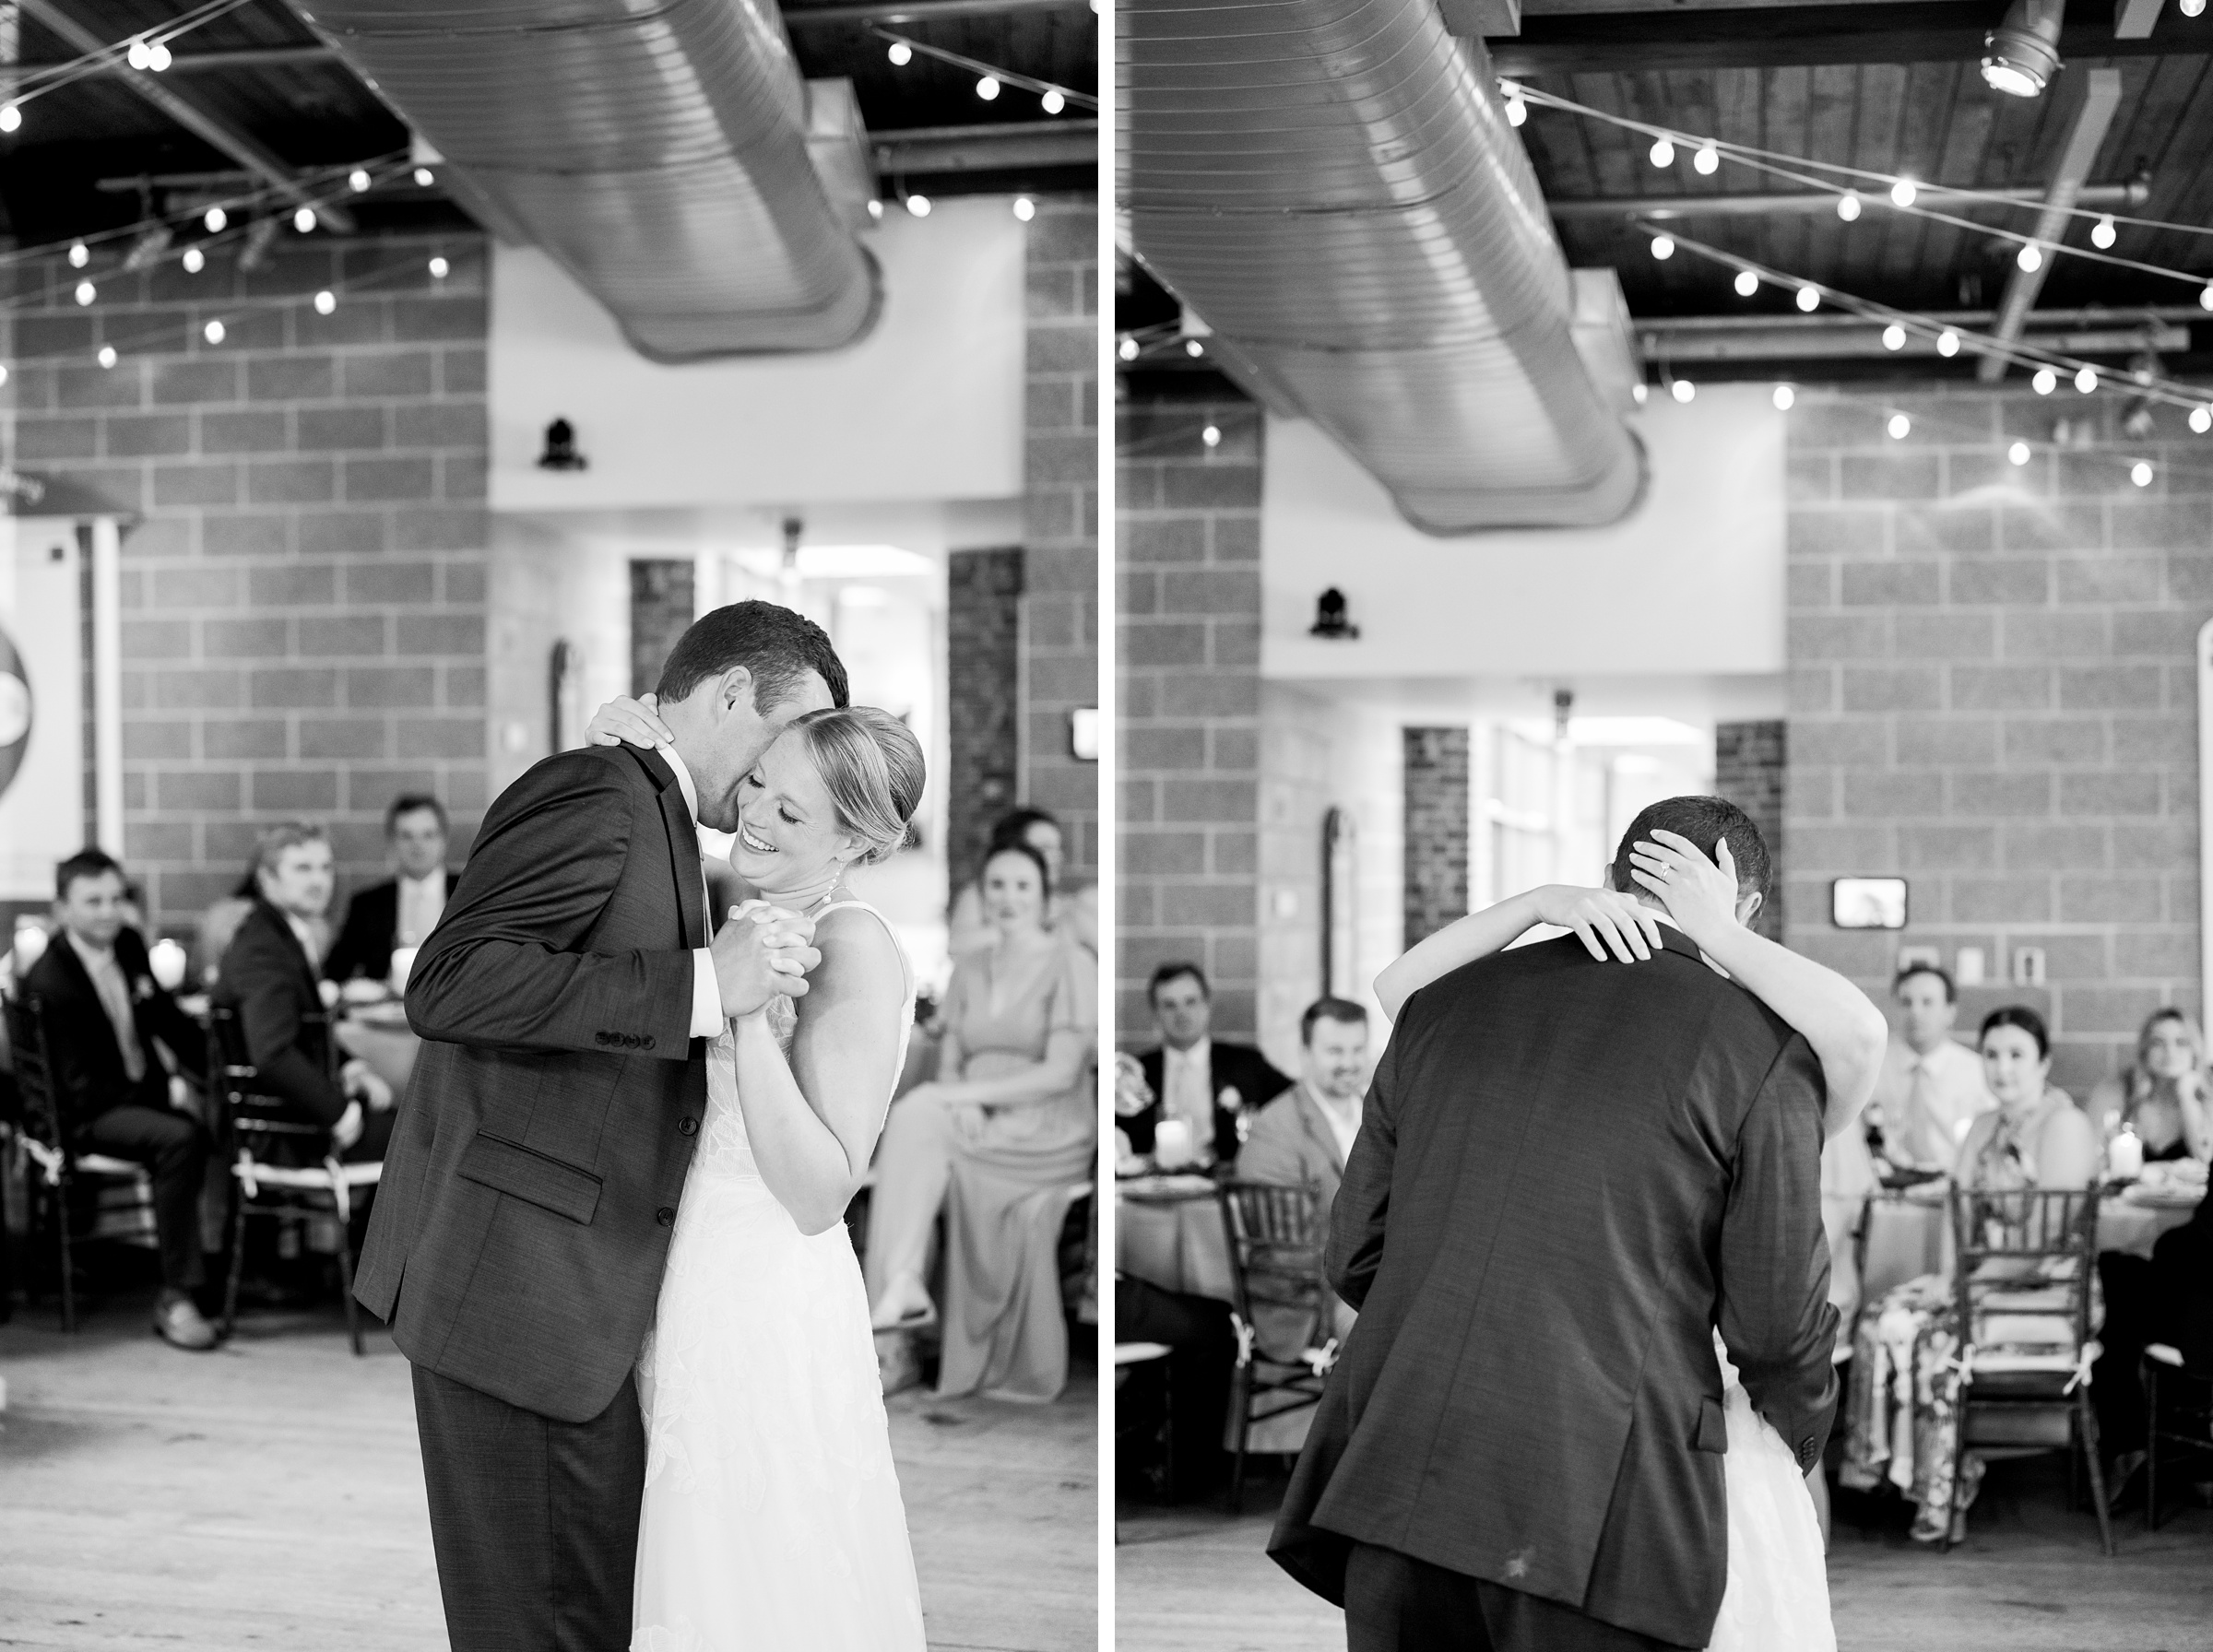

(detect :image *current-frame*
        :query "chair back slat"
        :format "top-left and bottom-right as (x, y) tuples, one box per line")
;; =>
(206, 1004), (327, 1144)
(1217, 1178), (1330, 1352)
(4, 994), (65, 1157)
(1947, 1184), (2101, 1350)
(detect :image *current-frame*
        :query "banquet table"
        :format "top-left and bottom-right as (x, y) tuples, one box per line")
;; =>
(334, 1000), (420, 1101)
(1857, 1182), (2204, 1302)
(1116, 1174), (1231, 1303)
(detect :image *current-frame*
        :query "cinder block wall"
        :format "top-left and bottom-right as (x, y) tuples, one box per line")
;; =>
(7, 233), (490, 933)
(1716, 718), (1786, 940)
(947, 546), (1024, 897)
(1021, 196), (1098, 882)
(1118, 394), (1261, 1044)
(1402, 726), (1471, 949)
(1784, 386), (2203, 1094)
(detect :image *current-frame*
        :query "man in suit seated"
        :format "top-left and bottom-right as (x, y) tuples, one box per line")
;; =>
(214, 822), (395, 1162)
(325, 793), (456, 986)
(1120, 962), (1292, 1166)
(1236, 997), (1370, 1365)
(24, 849), (216, 1350)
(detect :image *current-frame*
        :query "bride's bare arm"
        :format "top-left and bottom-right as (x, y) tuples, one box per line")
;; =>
(728, 907), (907, 1234)
(1628, 832), (1888, 1140)
(1375, 884), (1665, 1021)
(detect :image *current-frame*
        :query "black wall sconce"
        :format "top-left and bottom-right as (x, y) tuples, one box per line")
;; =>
(1310, 586), (1358, 639)
(538, 418), (588, 471)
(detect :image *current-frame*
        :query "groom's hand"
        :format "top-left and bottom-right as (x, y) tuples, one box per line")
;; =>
(712, 903), (822, 1018)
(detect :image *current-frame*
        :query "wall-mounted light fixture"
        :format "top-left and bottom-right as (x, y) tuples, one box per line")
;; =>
(538, 418), (588, 471)
(1309, 587), (1358, 639)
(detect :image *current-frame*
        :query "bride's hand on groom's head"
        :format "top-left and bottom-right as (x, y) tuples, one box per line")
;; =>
(585, 691), (675, 750)
(1627, 830), (1738, 938)
(1534, 884), (1663, 965)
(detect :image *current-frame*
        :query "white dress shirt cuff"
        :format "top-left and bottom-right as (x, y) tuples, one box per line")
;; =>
(689, 949), (725, 1038)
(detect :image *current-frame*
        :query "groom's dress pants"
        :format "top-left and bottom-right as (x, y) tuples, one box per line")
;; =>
(412, 1363), (645, 1652)
(1343, 1543), (1697, 1652)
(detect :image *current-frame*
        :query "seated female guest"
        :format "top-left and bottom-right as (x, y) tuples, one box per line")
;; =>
(866, 842), (1096, 1399)
(944, 807), (1097, 959)
(1954, 1006), (2101, 1190)
(2089, 1008), (2211, 1164)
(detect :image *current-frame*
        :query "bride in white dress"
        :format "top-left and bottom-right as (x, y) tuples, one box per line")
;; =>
(591, 697), (930, 1651)
(1375, 828), (1890, 1652)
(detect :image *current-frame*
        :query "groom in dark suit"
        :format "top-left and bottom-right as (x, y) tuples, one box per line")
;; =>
(1271, 796), (1837, 1652)
(355, 601), (846, 1652)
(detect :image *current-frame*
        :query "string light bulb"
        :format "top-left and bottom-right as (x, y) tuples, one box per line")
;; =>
(887, 41), (912, 65)
(1772, 384), (1794, 411)
(2194, 406), (2213, 434)
(1201, 425), (1222, 448)
(1672, 377), (1696, 403)
(1890, 178), (1918, 208)
(1505, 90), (1527, 127)
(97, 345), (116, 369)
(68, 241), (89, 267)
(1632, 383), (1649, 405)
(2185, 0), (2207, 15)
(1042, 88), (1066, 114)
(1186, 338), (1204, 357)
(905, 193), (931, 218)
(2009, 440), (2031, 465)
(1734, 269), (1758, 297)
(293, 206), (317, 232)
(314, 289), (337, 314)
(1649, 137), (1675, 168)
(1012, 195), (1035, 222)
(182, 247), (204, 274)
(0, 104), (20, 134)
(1888, 413), (1911, 440)
(349, 168), (372, 193)
(2132, 460), (2155, 487)
(1796, 284), (1820, 313)
(1837, 191), (1861, 221)
(126, 36), (151, 69)
(1118, 336), (1140, 361)
(2033, 368), (2057, 394)
(428, 254), (450, 277)
(0, 365), (10, 385)
(1882, 324), (1906, 350)
(1937, 330), (1960, 357)
(1651, 234), (1675, 260)
(2092, 215), (2117, 249)
(976, 75), (1000, 100)
(414, 166), (434, 187)
(1694, 143), (1720, 175)
(74, 279), (94, 305)
(204, 320), (225, 344)
(2076, 366), (2098, 393)
(204, 206), (226, 233)
(2200, 282), (2213, 312)
(867, 199), (883, 220)
(2017, 242), (2042, 272)
(148, 41), (171, 71)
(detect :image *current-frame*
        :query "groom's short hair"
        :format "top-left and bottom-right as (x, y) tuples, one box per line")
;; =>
(657, 600), (849, 712)
(1607, 796), (1770, 903)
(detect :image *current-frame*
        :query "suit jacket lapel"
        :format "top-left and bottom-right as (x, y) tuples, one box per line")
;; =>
(1299, 1085), (1346, 1175)
(639, 747), (705, 951)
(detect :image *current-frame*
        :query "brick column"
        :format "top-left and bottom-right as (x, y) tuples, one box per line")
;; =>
(1020, 196), (1098, 881)
(628, 559), (695, 696)
(1402, 726), (1471, 948)
(947, 546), (1024, 897)
(1716, 718), (1786, 940)
(1118, 393), (1261, 1042)
(6, 233), (491, 931)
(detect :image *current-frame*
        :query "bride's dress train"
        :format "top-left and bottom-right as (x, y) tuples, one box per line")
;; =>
(633, 900), (927, 1651)
(1707, 1338), (1835, 1652)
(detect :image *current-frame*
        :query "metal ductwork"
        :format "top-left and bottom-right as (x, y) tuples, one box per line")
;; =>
(1119, 0), (1643, 532)
(294, 0), (881, 360)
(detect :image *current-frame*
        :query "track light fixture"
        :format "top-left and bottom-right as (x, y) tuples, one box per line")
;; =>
(1982, 0), (2065, 99)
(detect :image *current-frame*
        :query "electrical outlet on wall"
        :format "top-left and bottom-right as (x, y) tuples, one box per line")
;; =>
(2013, 946), (2047, 986)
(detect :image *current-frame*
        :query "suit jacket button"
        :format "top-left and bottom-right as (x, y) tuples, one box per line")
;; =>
(656, 1206), (676, 1226)
(641, 1034), (655, 1050)
(595, 1032), (610, 1045)
(678, 1116), (698, 1137)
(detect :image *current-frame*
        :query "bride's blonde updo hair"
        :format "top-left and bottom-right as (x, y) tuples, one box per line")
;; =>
(786, 707), (927, 866)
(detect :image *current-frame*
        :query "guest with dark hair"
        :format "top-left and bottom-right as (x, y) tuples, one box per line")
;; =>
(324, 794), (459, 985)
(946, 805), (1097, 957)
(24, 849), (216, 1349)
(212, 822), (396, 1162)
(1867, 962), (1995, 1173)
(1118, 962), (1293, 1166)
(1954, 1006), (2100, 1190)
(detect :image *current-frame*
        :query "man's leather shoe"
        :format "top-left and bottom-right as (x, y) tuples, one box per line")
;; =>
(154, 1294), (218, 1351)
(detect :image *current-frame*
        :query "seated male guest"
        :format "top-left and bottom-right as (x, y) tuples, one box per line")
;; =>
(1868, 963), (1994, 1171)
(25, 849), (216, 1350)
(214, 822), (395, 1162)
(324, 794), (455, 985)
(1237, 997), (1370, 1360)
(1123, 962), (1292, 1165)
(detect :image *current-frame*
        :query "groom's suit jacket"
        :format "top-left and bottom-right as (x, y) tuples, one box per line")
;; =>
(355, 743), (710, 1424)
(1269, 925), (1838, 1649)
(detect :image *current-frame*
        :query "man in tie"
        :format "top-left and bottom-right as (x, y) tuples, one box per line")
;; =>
(23, 849), (216, 1350)
(1121, 962), (1292, 1166)
(325, 794), (458, 985)
(213, 822), (396, 1162)
(1868, 962), (1994, 1172)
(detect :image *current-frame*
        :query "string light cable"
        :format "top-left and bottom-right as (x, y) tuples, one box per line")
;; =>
(1635, 223), (2213, 417)
(868, 26), (1096, 111)
(0, 0), (261, 123)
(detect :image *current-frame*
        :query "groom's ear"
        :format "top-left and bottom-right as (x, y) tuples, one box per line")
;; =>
(1734, 889), (1765, 928)
(716, 665), (756, 716)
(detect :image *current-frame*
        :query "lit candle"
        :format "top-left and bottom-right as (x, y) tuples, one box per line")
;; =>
(388, 945), (420, 997)
(12, 918), (48, 974)
(148, 938), (188, 991)
(2109, 1127), (2144, 1181)
(1154, 1117), (1194, 1170)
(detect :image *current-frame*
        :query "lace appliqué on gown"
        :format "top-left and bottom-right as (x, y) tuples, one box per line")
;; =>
(1706, 1334), (1836, 1652)
(633, 903), (925, 1652)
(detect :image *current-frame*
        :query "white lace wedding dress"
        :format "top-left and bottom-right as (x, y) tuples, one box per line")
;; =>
(1707, 1335), (1835, 1652)
(633, 900), (927, 1651)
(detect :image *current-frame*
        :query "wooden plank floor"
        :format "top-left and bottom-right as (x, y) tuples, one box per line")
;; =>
(1116, 1459), (2213, 1652)
(0, 1285), (1096, 1651)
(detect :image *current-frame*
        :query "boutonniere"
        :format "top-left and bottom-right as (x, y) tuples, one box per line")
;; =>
(132, 975), (157, 1002)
